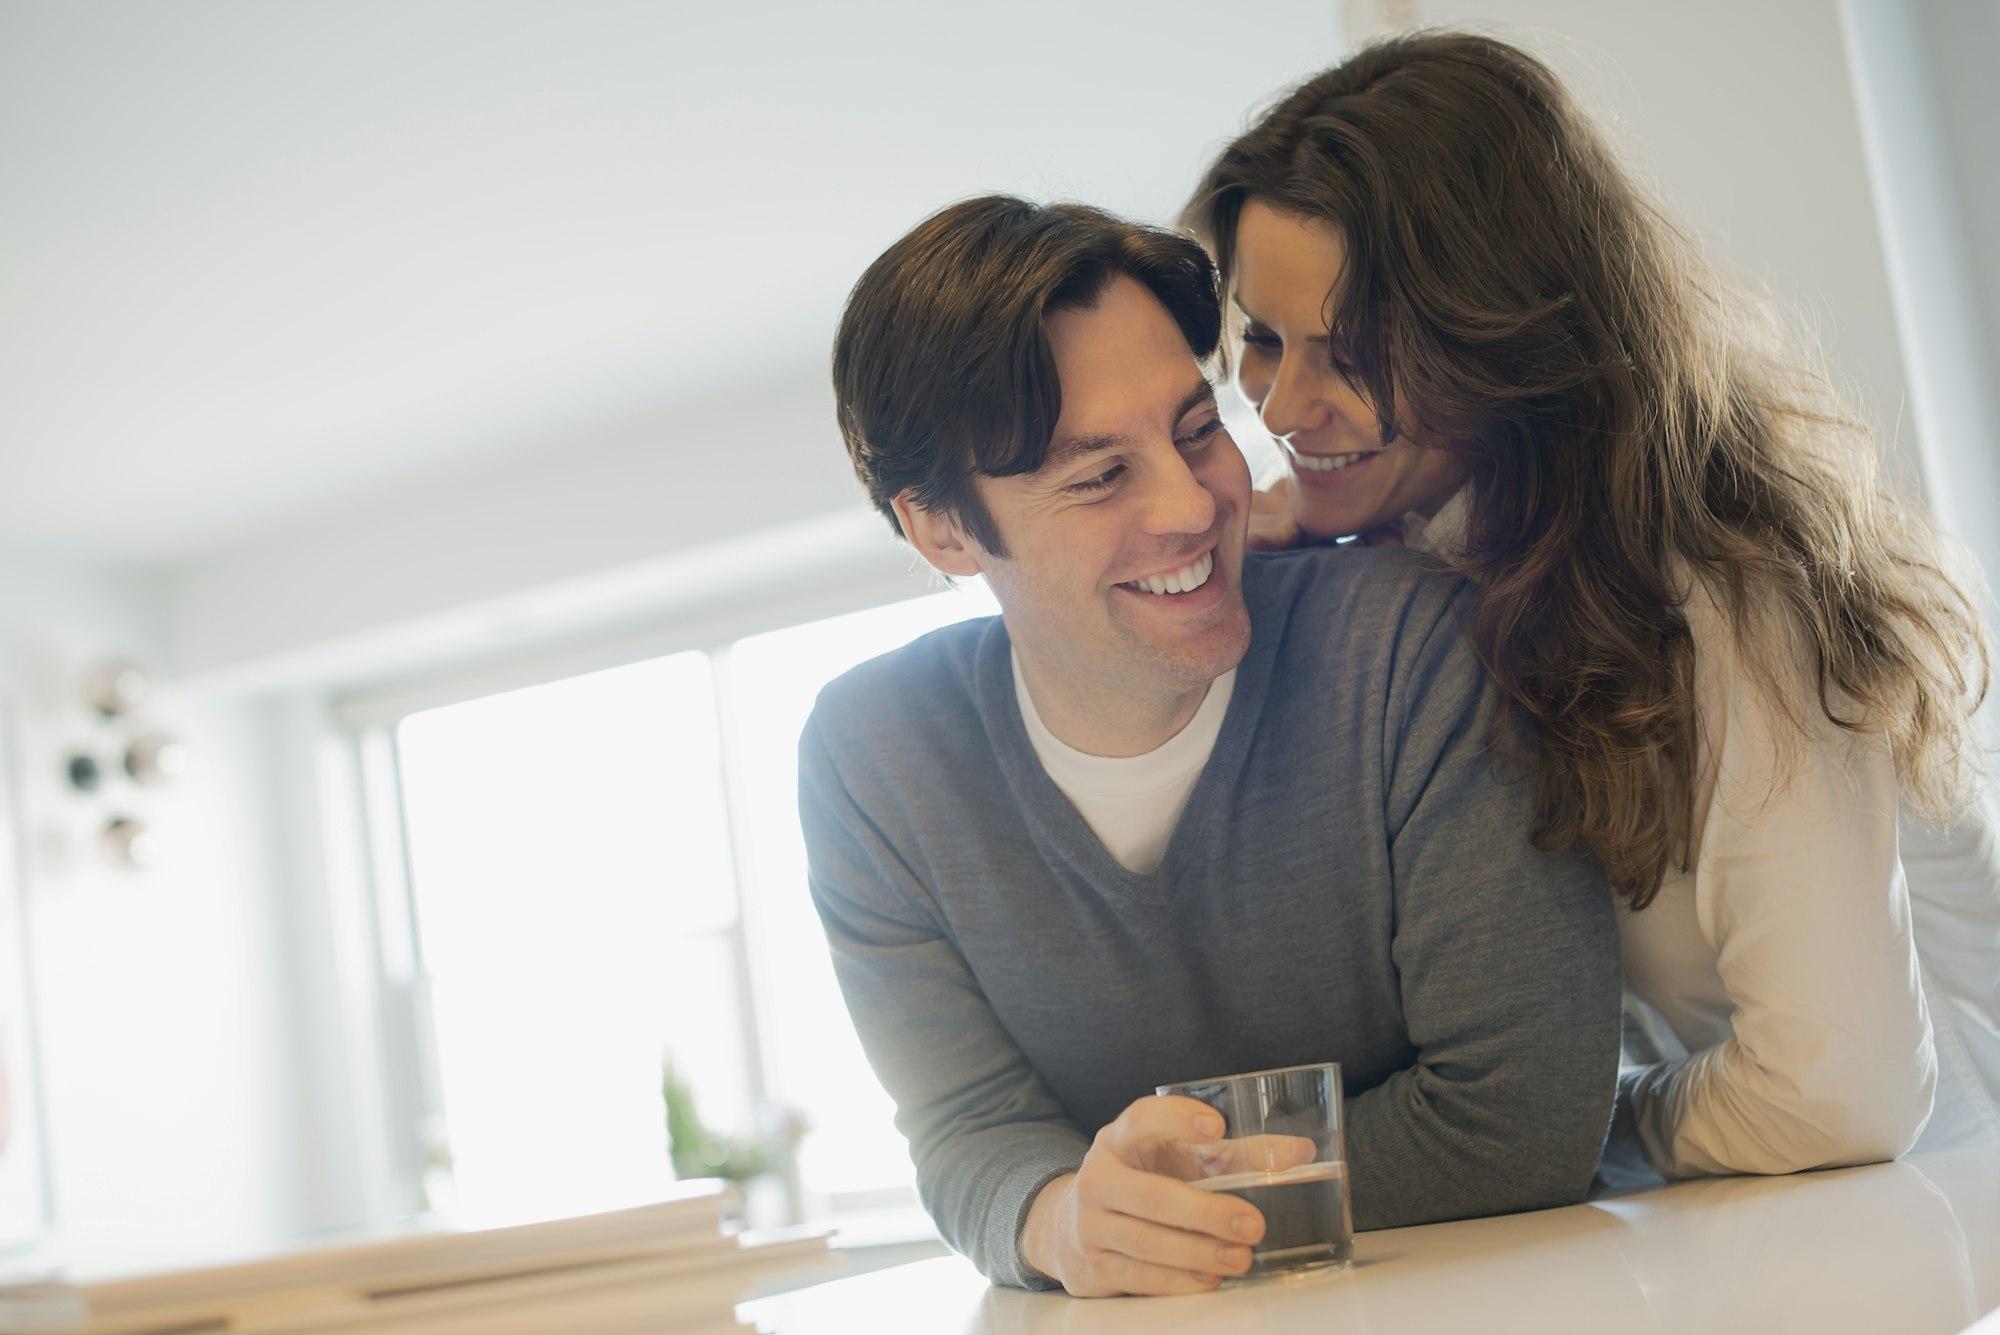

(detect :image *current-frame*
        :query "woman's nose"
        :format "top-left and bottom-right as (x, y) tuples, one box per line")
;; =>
(1258, 353), (1333, 441)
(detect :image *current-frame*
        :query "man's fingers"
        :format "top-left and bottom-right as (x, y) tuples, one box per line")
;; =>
(1099, 1095), (1222, 1160)
(1191, 1133), (1320, 1176)
(1069, 1253), (1223, 1299)
(1090, 1210), (1254, 1280)
(1095, 1155), (1263, 1246)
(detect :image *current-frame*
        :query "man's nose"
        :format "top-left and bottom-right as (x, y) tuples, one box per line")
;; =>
(1140, 449), (1218, 537)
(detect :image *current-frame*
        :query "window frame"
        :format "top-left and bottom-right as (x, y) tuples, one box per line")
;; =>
(334, 556), (963, 1235)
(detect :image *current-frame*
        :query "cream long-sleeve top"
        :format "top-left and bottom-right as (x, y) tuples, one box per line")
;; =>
(1407, 488), (2000, 1177)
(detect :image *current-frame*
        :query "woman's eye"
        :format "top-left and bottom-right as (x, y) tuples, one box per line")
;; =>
(1176, 419), (1224, 451)
(1069, 463), (1126, 495)
(1241, 329), (1281, 352)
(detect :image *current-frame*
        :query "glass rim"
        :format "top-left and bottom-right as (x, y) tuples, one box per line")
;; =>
(1155, 1060), (1342, 1094)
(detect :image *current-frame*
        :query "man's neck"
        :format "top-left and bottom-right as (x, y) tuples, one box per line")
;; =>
(1014, 646), (1211, 759)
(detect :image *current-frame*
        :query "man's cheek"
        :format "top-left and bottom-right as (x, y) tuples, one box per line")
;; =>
(1206, 458), (1253, 515)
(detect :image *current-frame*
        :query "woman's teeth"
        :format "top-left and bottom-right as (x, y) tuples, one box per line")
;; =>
(1293, 450), (1372, 472)
(1123, 550), (1214, 596)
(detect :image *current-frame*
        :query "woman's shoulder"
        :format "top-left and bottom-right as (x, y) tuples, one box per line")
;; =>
(1673, 557), (1841, 716)
(1671, 556), (1889, 815)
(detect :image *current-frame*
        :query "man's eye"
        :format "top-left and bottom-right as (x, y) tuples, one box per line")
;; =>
(1068, 463), (1126, 495)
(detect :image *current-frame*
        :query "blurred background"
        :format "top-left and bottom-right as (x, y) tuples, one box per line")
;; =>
(0, 0), (1995, 1285)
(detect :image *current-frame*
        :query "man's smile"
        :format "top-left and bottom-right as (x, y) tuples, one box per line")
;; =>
(1111, 541), (1228, 611)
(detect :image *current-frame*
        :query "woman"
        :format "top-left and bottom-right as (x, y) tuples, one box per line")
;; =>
(1183, 31), (2000, 1178)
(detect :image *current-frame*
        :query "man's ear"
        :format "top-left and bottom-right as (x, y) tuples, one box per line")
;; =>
(892, 491), (986, 578)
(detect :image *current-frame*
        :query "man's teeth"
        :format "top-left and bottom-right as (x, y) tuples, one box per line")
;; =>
(1124, 551), (1215, 596)
(1294, 450), (1372, 472)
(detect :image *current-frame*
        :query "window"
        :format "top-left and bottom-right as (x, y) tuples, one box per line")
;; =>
(378, 581), (998, 1230)
(718, 587), (1001, 1214)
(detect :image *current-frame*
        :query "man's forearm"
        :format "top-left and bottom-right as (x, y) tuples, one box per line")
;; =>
(1018, 1171), (1079, 1286)
(912, 1120), (1090, 1290)
(1370, 621), (1623, 1229)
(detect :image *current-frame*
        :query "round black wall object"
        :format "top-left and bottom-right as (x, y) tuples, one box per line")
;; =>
(66, 754), (101, 793)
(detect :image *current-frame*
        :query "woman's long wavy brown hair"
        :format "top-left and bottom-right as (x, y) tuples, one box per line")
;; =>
(1185, 30), (1991, 908)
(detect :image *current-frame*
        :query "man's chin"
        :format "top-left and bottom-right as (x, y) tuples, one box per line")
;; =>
(1120, 600), (1251, 686)
(1104, 538), (1252, 677)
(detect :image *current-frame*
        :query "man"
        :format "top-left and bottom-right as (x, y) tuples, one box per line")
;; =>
(802, 196), (1620, 1297)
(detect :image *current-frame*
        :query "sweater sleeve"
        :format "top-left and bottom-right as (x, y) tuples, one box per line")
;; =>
(797, 715), (1089, 1290)
(1618, 584), (1937, 1177)
(1344, 591), (1624, 1228)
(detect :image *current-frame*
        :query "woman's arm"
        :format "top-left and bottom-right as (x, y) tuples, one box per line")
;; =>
(1247, 477), (1303, 550)
(1621, 585), (1938, 1177)
(1248, 477), (1405, 550)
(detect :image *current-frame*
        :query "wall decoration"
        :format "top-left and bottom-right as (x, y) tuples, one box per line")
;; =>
(62, 661), (186, 871)
(99, 816), (154, 871)
(122, 734), (187, 787)
(63, 754), (100, 794)
(81, 660), (148, 720)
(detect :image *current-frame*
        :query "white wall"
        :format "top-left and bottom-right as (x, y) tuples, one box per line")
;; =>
(0, 552), (308, 1250)
(1399, 0), (1925, 491)
(162, 0), (1976, 697)
(1, 0), (1346, 563)
(1842, 0), (2000, 650)
(162, 369), (873, 688)
(1911, 1), (2000, 422)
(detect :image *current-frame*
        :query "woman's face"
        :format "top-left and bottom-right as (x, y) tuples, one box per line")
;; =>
(1230, 199), (1468, 540)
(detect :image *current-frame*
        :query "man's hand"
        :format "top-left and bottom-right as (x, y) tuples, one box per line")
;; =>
(1143, 1130), (1319, 1184)
(1018, 1096), (1308, 1297)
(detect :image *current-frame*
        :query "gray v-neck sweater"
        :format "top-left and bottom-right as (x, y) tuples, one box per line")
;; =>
(798, 546), (1620, 1289)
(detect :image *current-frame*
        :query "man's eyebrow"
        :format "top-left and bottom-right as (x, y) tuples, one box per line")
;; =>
(1173, 379), (1219, 424)
(1045, 431), (1123, 469)
(1046, 380), (1220, 470)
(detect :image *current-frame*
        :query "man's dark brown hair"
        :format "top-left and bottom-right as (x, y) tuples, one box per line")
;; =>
(832, 195), (1220, 557)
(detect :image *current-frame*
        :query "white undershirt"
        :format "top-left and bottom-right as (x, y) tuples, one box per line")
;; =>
(1011, 649), (1235, 874)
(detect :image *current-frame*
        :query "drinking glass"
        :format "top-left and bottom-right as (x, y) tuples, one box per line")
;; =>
(1156, 1061), (1353, 1277)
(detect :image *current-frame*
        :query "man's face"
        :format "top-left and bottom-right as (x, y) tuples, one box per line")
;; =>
(966, 275), (1253, 700)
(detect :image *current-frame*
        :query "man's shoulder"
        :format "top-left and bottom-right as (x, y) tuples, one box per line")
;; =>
(1247, 545), (1471, 662)
(806, 613), (1000, 759)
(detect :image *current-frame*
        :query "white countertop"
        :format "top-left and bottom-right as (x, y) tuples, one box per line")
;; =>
(741, 1148), (2000, 1334)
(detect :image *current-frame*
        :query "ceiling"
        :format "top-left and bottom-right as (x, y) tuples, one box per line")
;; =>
(0, 0), (1341, 562)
